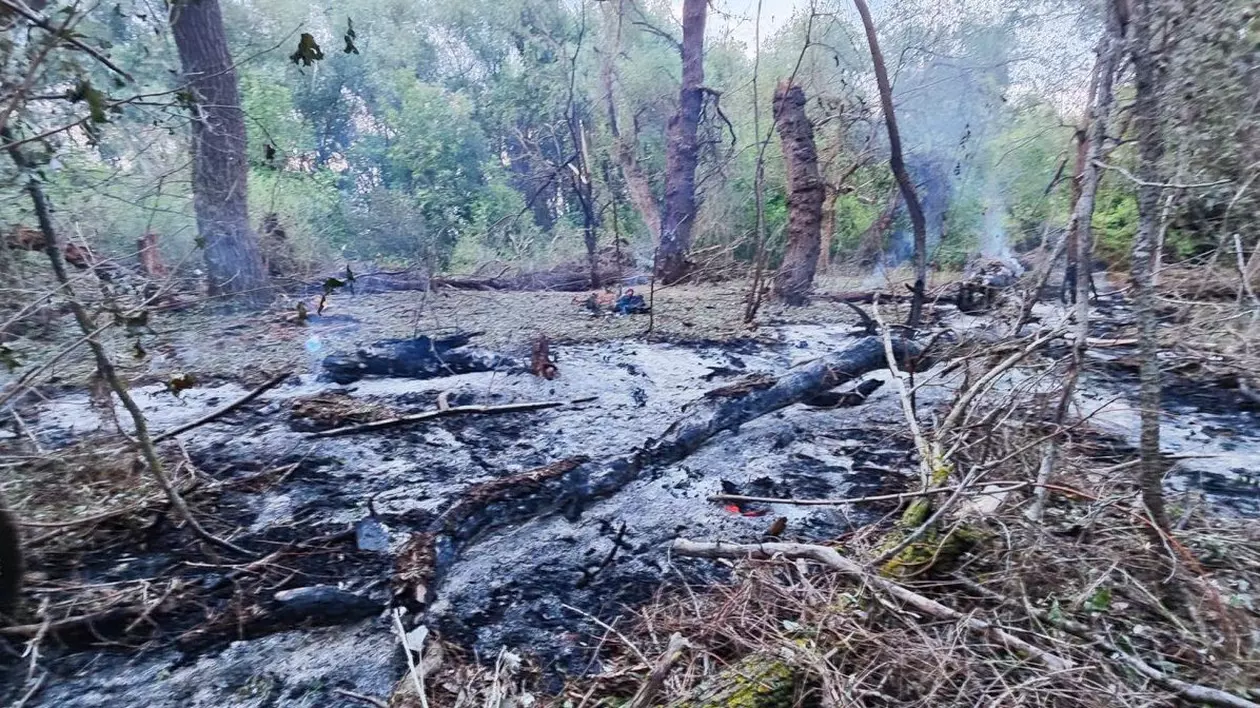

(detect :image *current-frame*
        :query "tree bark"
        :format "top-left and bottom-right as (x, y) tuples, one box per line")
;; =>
(655, 0), (707, 285)
(819, 186), (838, 272)
(1062, 55), (1103, 303)
(1063, 121), (1090, 303)
(136, 231), (168, 279)
(171, 0), (270, 305)
(1066, 7), (1123, 376)
(1128, 0), (1170, 535)
(851, 0), (929, 326)
(771, 82), (824, 306)
(0, 496), (21, 618)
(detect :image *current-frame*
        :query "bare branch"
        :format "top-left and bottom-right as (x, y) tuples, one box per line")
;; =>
(0, 0), (134, 82)
(1093, 159), (1231, 189)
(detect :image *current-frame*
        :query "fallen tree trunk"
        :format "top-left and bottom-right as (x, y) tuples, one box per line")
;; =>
(321, 334), (515, 385)
(432, 247), (638, 293)
(310, 399), (582, 438)
(393, 335), (922, 606)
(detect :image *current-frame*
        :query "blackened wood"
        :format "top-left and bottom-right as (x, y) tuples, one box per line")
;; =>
(393, 335), (922, 607)
(321, 335), (513, 384)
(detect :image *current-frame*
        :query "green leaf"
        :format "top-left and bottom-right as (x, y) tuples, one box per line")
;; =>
(290, 33), (325, 66)
(68, 79), (109, 124)
(1085, 586), (1112, 613)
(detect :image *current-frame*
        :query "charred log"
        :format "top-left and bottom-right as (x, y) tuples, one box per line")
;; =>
(321, 334), (515, 385)
(820, 290), (913, 304)
(803, 378), (884, 408)
(392, 335), (924, 607)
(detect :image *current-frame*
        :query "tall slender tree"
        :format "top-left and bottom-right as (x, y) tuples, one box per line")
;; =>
(656, 0), (707, 284)
(852, 0), (928, 326)
(170, 0), (270, 305)
(1062, 59), (1101, 303)
(1128, 0), (1171, 535)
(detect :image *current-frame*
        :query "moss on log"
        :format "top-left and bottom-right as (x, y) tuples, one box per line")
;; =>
(669, 653), (798, 708)
(878, 460), (982, 578)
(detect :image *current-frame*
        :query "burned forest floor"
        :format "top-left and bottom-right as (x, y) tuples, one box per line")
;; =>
(1, 272), (1259, 707)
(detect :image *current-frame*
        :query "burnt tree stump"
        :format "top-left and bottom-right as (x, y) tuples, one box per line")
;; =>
(771, 82), (824, 306)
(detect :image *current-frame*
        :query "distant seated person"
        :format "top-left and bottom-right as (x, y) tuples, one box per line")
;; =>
(614, 288), (650, 315)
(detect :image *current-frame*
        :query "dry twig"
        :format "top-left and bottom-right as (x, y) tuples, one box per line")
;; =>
(672, 539), (1073, 672)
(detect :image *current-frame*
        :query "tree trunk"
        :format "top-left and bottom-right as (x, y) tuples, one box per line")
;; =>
(569, 117), (600, 289)
(1063, 122), (1090, 303)
(137, 231), (168, 279)
(1063, 56), (1103, 304)
(1129, 0), (1170, 535)
(171, 0), (270, 305)
(771, 82), (824, 306)
(655, 0), (707, 285)
(598, 2), (662, 239)
(1068, 7), (1123, 351)
(819, 186), (837, 272)
(852, 0), (929, 326)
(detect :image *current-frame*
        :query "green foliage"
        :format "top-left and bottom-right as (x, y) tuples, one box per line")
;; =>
(377, 76), (490, 263)
(832, 192), (879, 257)
(344, 186), (432, 262)
(240, 73), (317, 163)
(9, 0), (1234, 293)
(1092, 187), (1139, 267)
(464, 173), (542, 261)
